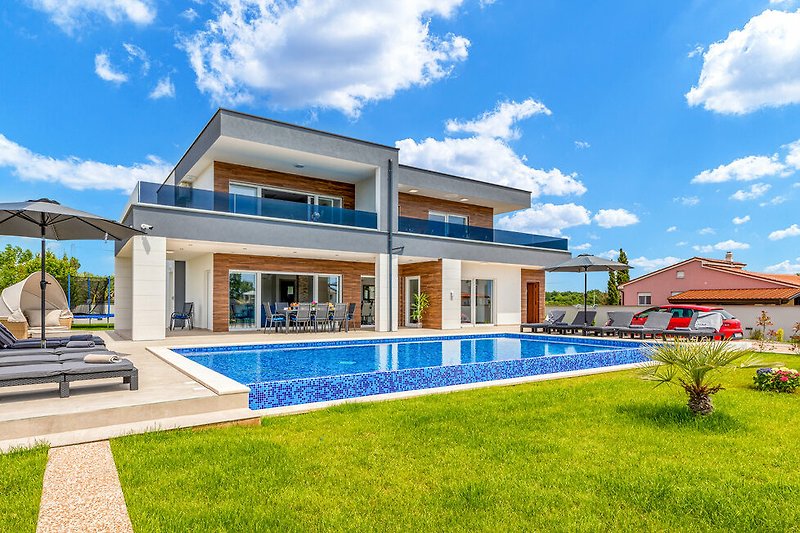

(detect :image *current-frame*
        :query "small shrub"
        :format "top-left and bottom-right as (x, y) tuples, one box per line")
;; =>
(750, 329), (763, 341)
(753, 367), (800, 393)
(775, 328), (785, 343)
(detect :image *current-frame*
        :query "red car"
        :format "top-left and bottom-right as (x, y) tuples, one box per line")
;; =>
(631, 305), (744, 340)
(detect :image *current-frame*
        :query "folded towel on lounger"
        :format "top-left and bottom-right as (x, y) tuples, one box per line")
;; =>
(66, 340), (95, 348)
(83, 353), (121, 364)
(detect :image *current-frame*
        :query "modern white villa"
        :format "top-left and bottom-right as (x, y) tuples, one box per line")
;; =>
(113, 110), (571, 341)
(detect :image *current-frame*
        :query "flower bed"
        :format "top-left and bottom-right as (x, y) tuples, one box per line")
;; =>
(753, 367), (800, 393)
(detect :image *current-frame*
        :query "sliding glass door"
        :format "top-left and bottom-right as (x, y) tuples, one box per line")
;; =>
(229, 272), (257, 330)
(460, 278), (494, 326)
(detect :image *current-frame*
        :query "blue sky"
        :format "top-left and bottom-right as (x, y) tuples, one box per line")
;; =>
(1, 0), (799, 291)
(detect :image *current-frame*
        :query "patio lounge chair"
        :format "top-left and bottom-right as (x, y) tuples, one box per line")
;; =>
(0, 322), (105, 349)
(170, 302), (193, 330)
(546, 310), (597, 335)
(580, 311), (635, 336)
(520, 310), (567, 333)
(330, 303), (348, 332)
(616, 311), (672, 339)
(0, 355), (137, 398)
(666, 311), (721, 341)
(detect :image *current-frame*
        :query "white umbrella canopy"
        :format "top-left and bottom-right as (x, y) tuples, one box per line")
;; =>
(0, 198), (142, 347)
(546, 254), (632, 325)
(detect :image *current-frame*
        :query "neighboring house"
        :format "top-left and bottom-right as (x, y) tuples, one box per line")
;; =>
(114, 109), (571, 340)
(619, 252), (800, 307)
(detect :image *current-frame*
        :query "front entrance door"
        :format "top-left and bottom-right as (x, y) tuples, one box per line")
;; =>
(526, 282), (540, 323)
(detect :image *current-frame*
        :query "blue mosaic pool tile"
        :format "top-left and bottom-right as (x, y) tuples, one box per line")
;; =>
(247, 346), (646, 409)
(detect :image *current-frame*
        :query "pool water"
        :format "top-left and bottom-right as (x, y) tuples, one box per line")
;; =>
(176, 334), (645, 409)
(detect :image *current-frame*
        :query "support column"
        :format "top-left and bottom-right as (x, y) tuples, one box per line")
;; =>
(131, 236), (167, 341)
(440, 259), (462, 330)
(375, 253), (398, 332)
(113, 254), (132, 337)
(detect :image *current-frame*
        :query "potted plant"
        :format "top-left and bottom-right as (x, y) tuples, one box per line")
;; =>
(410, 292), (430, 328)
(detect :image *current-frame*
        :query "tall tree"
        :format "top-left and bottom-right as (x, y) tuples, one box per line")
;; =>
(617, 248), (630, 285)
(607, 270), (620, 305)
(0, 244), (81, 293)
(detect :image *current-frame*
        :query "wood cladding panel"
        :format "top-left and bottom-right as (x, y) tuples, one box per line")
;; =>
(214, 162), (357, 210)
(398, 261), (443, 329)
(521, 269), (546, 325)
(398, 193), (494, 228)
(213, 254), (373, 331)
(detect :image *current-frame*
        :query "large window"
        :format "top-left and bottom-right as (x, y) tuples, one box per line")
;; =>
(229, 272), (257, 329)
(231, 182), (342, 208)
(461, 278), (494, 325)
(429, 211), (468, 225)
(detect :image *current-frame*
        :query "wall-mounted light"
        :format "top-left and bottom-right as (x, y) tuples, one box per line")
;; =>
(408, 189), (419, 193)
(460, 198), (469, 202)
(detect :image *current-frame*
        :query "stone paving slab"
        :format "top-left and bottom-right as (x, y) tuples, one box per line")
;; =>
(37, 441), (133, 533)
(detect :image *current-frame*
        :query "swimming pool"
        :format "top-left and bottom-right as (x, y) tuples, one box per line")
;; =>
(175, 334), (646, 409)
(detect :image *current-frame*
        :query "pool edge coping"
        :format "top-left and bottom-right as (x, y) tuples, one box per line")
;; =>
(147, 347), (251, 396)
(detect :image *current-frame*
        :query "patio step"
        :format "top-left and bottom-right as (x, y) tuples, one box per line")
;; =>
(0, 391), (249, 444)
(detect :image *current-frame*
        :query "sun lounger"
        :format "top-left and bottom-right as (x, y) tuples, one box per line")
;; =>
(59, 359), (138, 398)
(616, 311), (672, 339)
(546, 310), (597, 334)
(0, 363), (66, 394)
(0, 322), (105, 349)
(520, 310), (567, 333)
(580, 311), (635, 336)
(665, 311), (720, 341)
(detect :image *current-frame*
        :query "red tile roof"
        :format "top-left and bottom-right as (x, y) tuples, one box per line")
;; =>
(668, 287), (800, 303)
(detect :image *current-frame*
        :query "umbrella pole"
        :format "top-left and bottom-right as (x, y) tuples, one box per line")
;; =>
(40, 223), (47, 349)
(583, 269), (588, 326)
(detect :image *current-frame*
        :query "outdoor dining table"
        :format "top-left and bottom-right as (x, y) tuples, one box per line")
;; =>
(280, 307), (339, 334)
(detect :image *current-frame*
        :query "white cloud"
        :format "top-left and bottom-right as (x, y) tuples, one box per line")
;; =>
(687, 44), (704, 58)
(628, 256), (683, 273)
(592, 209), (639, 229)
(764, 258), (800, 273)
(572, 242), (592, 250)
(94, 53), (128, 84)
(180, 8), (199, 21)
(786, 140), (800, 169)
(691, 154), (787, 183)
(759, 195), (788, 206)
(732, 215), (750, 225)
(0, 134), (170, 191)
(445, 99), (550, 140)
(730, 183), (771, 200)
(149, 76), (175, 99)
(495, 203), (591, 237)
(692, 240), (750, 253)
(666, 225), (678, 232)
(574, 140), (590, 149)
(769, 223), (800, 240)
(686, 9), (800, 114)
(674, 195), (700, 206)
(397, 100), (586, 198)
(29, 0), (155, 33)
(597, 249), (618, 260)
(123, 42), (149, 75)
(698, 227), (716, 235)
(180, 0), (470, 116)
(676, 241), (688, 246)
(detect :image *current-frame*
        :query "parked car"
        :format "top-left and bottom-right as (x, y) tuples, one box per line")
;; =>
(631, 304), (744, 339)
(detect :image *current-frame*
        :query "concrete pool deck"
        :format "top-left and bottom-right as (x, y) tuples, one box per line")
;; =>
(1, 326), (650, 451)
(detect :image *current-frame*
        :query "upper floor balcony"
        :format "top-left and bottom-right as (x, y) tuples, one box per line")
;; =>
(398, 216), (568, 251)
(135, 181), (378, 230)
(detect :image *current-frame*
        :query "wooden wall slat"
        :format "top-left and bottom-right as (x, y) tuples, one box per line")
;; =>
(398, 261), (443, 329)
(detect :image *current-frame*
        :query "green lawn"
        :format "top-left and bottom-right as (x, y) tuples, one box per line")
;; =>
(70, 322), (114, 330)
(113, 353), (800, 532)
(0, 446), (48, 532)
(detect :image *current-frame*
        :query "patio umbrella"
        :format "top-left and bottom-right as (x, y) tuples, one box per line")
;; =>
(0, 199), (143, 348)
(545, 254), (632, 325)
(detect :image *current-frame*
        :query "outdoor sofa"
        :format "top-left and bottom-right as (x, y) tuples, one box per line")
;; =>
(520, 310), (567, 333)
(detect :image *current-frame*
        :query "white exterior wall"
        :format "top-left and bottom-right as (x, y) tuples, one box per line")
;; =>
(131, 236), (167, 341)
(114, 255), (132, 335)
(192, 164), (214, 191)
(461, 262), (522, 326)
(441, 258), (461, 330)
(185, 253), (214, 330)
(375, 253), (398, 332)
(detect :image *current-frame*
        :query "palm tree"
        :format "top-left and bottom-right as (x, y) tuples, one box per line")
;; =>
(640, 341), (761, 416)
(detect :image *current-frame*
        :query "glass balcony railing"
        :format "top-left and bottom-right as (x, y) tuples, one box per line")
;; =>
(398, 216), (568, 251)
(137, 182), (378, 230)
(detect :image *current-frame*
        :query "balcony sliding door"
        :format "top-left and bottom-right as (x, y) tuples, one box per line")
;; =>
(460, 278), (494, 326)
